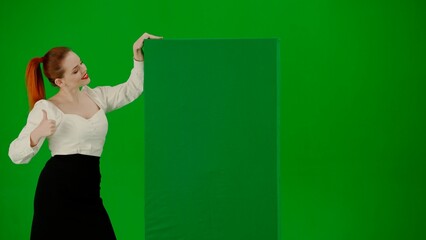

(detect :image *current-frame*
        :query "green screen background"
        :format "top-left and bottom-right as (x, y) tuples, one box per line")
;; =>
(1, 0), (425, 239)
(144, 39), (278, 240)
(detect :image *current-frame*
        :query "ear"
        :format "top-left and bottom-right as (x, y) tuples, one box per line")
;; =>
(54, 78), (64, 87)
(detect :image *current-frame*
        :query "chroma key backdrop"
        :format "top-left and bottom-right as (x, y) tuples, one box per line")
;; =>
(1, 0), (426, 239)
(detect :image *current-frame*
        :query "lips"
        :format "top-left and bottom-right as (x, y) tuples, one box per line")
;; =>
(82, 73), (89, 80)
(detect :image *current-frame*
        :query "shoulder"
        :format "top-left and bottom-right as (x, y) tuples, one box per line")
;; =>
(31, 99), (50, 116)
(33, 99), (58, 112)
(82, 86), (107, 111)
(30, 99), (62, 122)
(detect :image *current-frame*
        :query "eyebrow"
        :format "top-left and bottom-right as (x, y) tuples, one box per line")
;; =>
(72, 59), (82, 71)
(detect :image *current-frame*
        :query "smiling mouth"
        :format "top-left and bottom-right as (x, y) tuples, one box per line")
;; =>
(82, 73), (89, 80)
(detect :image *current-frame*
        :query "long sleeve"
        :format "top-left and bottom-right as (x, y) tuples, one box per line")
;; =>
(8, 101), (50, 164)
(85, 60), (144, 113)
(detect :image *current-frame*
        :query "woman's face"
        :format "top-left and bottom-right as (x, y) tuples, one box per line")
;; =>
(56, 51), (90, 89)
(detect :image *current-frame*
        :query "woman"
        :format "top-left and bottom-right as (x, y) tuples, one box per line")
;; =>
(9, 32), (162, 239)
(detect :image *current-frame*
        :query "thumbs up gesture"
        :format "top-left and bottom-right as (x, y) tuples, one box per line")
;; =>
(39, 110), (57, 136)
(30, 110), (57, 147)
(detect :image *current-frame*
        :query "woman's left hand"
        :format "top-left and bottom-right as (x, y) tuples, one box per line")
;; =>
(133, 33), (163, 61)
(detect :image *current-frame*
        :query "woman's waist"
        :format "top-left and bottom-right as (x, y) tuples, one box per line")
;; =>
(49, 145), (104, 158)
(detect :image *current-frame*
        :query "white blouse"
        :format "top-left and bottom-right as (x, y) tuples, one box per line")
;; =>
(9, 60), (144, 164)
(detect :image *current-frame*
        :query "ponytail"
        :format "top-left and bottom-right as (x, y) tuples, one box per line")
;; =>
(25, 57), (45, 110)
(24, 46), (71, 109)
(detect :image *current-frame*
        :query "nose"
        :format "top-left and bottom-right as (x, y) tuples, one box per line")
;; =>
(81, 63), (87, 75)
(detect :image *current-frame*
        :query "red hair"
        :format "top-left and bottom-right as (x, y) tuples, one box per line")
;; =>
(25, 47), (71, 109)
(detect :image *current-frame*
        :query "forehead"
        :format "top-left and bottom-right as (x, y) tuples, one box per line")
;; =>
(62, 51), (80, 71)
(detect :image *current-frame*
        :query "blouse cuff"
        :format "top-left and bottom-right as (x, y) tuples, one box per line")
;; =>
(31, 135), (45, 152)
(132, 59), (144, 76)
(23, 135), (43, 153)
(9, 136), (41, 164)
(133, 59), (144, 68)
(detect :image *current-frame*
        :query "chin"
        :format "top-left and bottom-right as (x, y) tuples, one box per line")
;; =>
(82, 78), (91, 85)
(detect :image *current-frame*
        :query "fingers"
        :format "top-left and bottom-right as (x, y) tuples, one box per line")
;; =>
(133, 33), (163, 53)
(47, 122), (57, 135)
(37, 110), (57, 137)
(42, 109), (56, 124)
(42, 109), (48, 120)
(41, 109), (56, 124)
(146, 34), (163, 40)
(141, 33), (163, 41)
(44, 119), (56, 135)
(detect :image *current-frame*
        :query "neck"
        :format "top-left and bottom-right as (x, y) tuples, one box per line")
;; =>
(57, 87), (83, 103)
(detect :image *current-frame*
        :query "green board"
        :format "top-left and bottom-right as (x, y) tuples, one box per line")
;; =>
(144, 39), (279, 240)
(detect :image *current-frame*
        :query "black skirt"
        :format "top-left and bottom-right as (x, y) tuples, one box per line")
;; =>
(31, 154), (116, 240)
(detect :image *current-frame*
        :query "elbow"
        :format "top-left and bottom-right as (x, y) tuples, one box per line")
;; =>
(139, 86), (144, 96)
(8, 153), (30, 165)
(8, 144), (31, 165)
